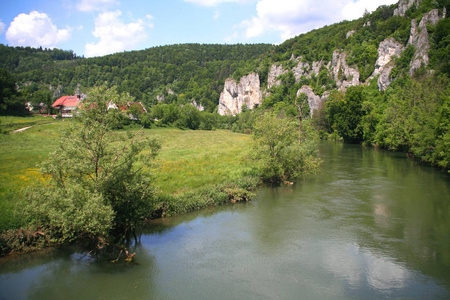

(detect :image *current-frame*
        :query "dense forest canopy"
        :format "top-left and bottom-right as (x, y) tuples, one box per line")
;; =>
(0, 43), (274, 112)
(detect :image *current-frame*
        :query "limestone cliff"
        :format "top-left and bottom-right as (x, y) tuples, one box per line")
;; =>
(267, 50), (360, 93)
(408, 9), (444, 75)
(370, 37), (405, 91)
(328, 50), (360, 91)
(218, 73), (262, 116)
(191, 100), (205, 111)
(296, 85), (325, 115)
(393, 0), (422, 17)
(267, 64), (287, 90)
(292, 60), (312, 82)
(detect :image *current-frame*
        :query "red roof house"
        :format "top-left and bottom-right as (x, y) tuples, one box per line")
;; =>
(52, 95), (82, 117)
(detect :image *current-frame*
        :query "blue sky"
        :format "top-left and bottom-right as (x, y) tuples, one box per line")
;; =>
(0, 0), (398, 57)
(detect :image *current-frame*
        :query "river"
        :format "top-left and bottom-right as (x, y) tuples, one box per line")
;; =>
(1, 142), (449, 299)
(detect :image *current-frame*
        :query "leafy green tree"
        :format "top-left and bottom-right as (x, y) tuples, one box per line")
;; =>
(0, 68), (25, 115)
(252, 111), (321, 183)
(326, 86), (365, 143)
(30, 90), (52, 114)
(176, 104), (201, 130)
(25, 85), (161, 244)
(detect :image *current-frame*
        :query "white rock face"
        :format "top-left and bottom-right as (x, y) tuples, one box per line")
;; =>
(329, 50), (360, 91)
(408, 9), (443, 74)
(378, 63), (396, 91)
(311, 61), (323, 77)
(346, 30), (356, 38)
(394, 0), (421, 17)
(191, 100), (204, 111)
(369, 37), (405, 90)
(292, 61), (311, 82)
(296, 85), (325, 115)
(267, 64), (287, 90)
(218, 73), (262, 116)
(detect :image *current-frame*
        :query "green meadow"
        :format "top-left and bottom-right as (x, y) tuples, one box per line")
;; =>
(0, 117), (254, 231)
(0, 115), (56, 133)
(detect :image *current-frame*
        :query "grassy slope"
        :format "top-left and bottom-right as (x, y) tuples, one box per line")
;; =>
(0, 120), (253, 231)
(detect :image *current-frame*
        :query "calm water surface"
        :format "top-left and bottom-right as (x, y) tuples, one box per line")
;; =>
(1, 142), (449, 299)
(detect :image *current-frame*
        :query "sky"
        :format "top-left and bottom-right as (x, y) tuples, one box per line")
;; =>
(0, 0), (399, 58)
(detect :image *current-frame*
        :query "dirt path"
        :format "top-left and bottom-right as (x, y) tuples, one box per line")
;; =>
(10, 126), (33, 133)
(9, 122), (57, 134)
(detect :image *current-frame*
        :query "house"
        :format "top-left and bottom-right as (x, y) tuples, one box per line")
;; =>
(107, 101), (147, 120)
(52, 95), (82, 117)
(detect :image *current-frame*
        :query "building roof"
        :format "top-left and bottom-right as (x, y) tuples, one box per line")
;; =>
(52, 96), (81, 108)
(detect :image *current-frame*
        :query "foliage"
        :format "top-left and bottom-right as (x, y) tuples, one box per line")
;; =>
(24, 85), (161, 243)
(0, 43), (273, 112)
(374, 74), (449, 169)
(0, 68), (26, 115)
(252, 111), (321, 183)
(429, 17), (450, 77)
(151, 177), (258, 218)
(325, 86), (365, 143)
(323, 73), (449, 171)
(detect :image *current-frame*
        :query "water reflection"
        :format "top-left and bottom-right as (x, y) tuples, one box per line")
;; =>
(0, 142), (449, 299)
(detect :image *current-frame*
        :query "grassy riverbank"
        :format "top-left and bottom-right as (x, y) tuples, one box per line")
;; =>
(0, 119), (255, 231)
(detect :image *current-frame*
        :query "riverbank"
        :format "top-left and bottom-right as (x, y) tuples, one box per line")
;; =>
(2, 141), (449, 299)
(0, 122), (258, 255)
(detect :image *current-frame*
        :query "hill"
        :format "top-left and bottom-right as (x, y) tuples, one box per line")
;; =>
(0, 43), (273, 112)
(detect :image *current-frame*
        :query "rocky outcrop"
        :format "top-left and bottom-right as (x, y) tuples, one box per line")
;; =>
(370, 37), (405, 91)
(311, 61), (323, 77)
(292, 61), (311, 82)
(267, 64), (287, 90)
(408, 9), (444, 75)
(393, 0), (421, 17)
(191, 100), (204, 111)
(328, 50), (360, 91)
(378, 62), (397, 91)
(218, 73), (262, 116)
(296, 85), (324, 115)
(267, 57), (326, 90)
(346, 30), (356, 38)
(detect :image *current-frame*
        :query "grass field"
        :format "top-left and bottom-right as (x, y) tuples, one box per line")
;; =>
(0, 119), (254, 231)
(0, 115), (57, 133)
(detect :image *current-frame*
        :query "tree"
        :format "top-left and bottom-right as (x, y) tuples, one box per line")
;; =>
(295, 92), (309, 142)
(0, 68), (25, 115)
(176, 104), (201, 130)
(25, 85), (161, 246)
(326, 86), (365, 143)
(252, 111), (321, 183)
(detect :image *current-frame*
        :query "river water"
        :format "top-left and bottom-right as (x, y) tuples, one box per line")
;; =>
(1, 142), (449, 299)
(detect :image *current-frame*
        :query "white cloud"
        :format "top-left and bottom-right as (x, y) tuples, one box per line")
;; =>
(214, 10), (221, 19)
(233, 0), (398, 43)
(84, 10), (153, 57)
(184, 0), (253, 6)
(342, 0), (398, 20)
(0, 21), (5, 35)
(76, 0), (119, 12)
(5, 11), (71, 48)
